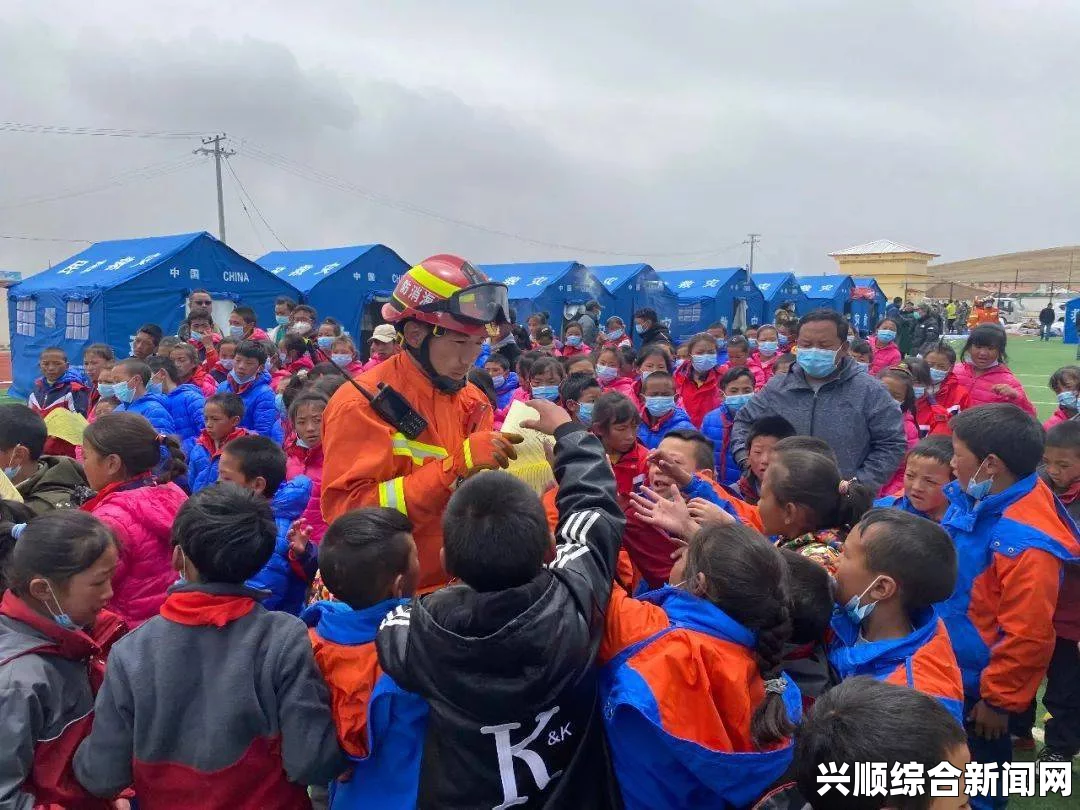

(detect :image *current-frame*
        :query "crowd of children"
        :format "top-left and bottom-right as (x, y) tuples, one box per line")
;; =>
(0, 297), (1077, 809)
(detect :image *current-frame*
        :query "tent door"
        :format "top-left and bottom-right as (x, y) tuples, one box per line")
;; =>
(358, 296), (390, 361)
(732, 298), (748, 332)
(206, 300), (235, 333)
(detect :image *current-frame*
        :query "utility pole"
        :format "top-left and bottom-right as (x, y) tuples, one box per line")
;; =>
(744, 233), (761, 276)
(194, 134), (235, 243)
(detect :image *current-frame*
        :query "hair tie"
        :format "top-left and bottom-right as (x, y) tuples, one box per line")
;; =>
(764, 677), (787, 695)
(156, 434), (167, 446)
(10, 523), (27, 540)
(838, 478), (851, 496)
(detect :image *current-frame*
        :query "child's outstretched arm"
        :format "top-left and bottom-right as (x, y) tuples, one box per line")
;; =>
(524, 400), (626, 611)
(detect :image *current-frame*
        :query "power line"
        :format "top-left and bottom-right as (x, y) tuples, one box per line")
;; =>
(236, 139), (750, 259)
(224, 156), (288, 250)
(227, 171), (268, 253)
(0, 156), (202, 209)
(0, 233), (93, 243)
(0, 122), (209, 139)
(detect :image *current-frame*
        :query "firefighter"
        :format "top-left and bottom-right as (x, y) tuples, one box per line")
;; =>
(321, 255), (522, 592)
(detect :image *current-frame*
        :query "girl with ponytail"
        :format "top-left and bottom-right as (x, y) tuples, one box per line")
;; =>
(598, 522), (800, 809)
(758, 446), (873, 574)
(81, 412), (188, 626)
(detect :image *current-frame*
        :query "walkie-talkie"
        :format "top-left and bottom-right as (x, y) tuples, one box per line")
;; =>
(305, 339), (429, 440)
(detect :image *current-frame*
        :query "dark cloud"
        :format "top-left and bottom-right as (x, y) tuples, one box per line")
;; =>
(2, 1), (1078, 277)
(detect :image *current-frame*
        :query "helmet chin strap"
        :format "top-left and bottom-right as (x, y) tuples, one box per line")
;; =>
(406, 332), (466, 394)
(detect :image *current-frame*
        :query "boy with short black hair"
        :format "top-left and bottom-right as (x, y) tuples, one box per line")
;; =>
(228, 305), (270, 342)
(0, 403), (88, 514)
(219, 435), (313, 614)
(73, 483), (343, 807)
(108, 358), (176, 436)
(941, 404), (1080, 802)
(637, 370), (694, 450)
(188, 393), (248, 492)
(376, 400), (625, 809)
(788, 677), (971, 810)
(830, 508), (964, 723)
(876, 435), (954, 522)
(779, 549), (836, 714)
(216, 339), (282, 441)
(29, 346), (90, 418)
(1036, 420), (1080, 762)
(558, 372), (602, 426)
(302, 508), (427, 809)
(739, 416), (796, 503)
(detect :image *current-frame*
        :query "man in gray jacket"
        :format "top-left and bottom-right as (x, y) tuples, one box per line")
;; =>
(731, 309), (907, 491)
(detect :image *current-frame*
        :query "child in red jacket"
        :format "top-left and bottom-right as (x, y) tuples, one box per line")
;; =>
(592, 391), (648, 497)
(595, 345), (638, 401)
(924, 340), (971, 416)
(877, 366), (920, 497)
(673, 333), (723, 427)
(285, 391), (329, 544)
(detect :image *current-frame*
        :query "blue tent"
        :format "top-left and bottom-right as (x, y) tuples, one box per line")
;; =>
(592, 263), (679, 328)
(850, 278), (888, 335)
(654, 267), (763, 342)
(7, 232), (295, 398)
(751, 272), (807, 324)
(479, 261), (614, 326)
(257, 245), (410, 337)
(1065, 296), (1080, 344)
(796, 275), (855, 317)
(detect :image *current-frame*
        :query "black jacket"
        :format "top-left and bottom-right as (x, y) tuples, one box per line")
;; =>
(377, 425), (626, 810)
(912, 313), (943, 353)
(637, 322), (672, 347)
(1040, 307), (1056, 326)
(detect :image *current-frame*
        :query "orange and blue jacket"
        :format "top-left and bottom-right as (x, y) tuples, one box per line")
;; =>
(302, 598), (428, 810)
(938, 473), (1080, 711)
(874, 493), (933, 520)
(321, 352), (493, 592)
(599, 586), (801, 810)
(828, 607), (964, 724)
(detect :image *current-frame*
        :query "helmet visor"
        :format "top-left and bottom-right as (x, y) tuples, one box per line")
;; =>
(422, 282), (509, 324)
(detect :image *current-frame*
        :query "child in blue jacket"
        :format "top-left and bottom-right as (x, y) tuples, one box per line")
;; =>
(217, 435), (314, 614)
(482, 354), (519, 410)
(109, 358), (176, 437)
(147, 356), (205, 455)
(216, 340), (283, 443)
(301, 508), (428, 809)
(874, 435), (954, 522)
(188, 393), (249, 492)
(637, 370), (695, 450)
(701, 367), (756, 485)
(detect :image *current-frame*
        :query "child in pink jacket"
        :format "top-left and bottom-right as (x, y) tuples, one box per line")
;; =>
(80, 413), (188, 627)
(285, 391), (328, 543)
(951, 324), (1036, 416)
(877, 367), (923, 496)
(869, 317), (902, 374)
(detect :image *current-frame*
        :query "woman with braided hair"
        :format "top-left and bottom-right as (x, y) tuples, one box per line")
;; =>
(597, 522), (802, 809)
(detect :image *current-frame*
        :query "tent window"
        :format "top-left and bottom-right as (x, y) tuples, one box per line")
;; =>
(43, 308), (56, 330)
(15, 299), (36, 337)
(65, 300), (91, 341)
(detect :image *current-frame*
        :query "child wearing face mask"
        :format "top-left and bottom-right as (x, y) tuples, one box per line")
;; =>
(701, 367), (756, 486)
(595, 345), (638, 401)
(525, 356), (566, 404)
(877, 366), (920, 497)
(633, 344), (673, 413)
(748, 325), (782, 390)
(288, 304), (318, 338)
(637, 370), (694, 450)
(227, 306), (270, 343)
(207, 337), (237, 383)
(286, 392), (329, 544)
(716, 335), (750, 376)
(869, 317), (901, 374)
(940, 404), (1080, 800)
(272, 334), (315, 392)
(848, 337), (872, 373)
(559, 372), (602, 428)
(146, 356), (206, 456)
(483, 353), (519, 410)
(601, 316), (632, 349)
(315, 318), (343, 354)
(923, 341), (970, 417)
(707, 321), (729, 365)
(673, 333), (723, 427)
(0, 510), (127, 810)
(329, 335), (366, 377)
(829, 508), (964, 723)
(560, 322), (592, 358)
(1044, 364), (1080, 430)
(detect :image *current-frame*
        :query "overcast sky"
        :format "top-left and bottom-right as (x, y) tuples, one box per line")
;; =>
(2, 1), (1077, 276)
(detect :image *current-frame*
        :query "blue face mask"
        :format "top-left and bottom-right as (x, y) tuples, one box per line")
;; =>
(748, 338), (759, 349)
(595, 364), (617, 382)
(843, 577), (882, 626)
(220, 358), (235, 371)
(577, 402), (595, 426)
(778, 334), (790, 346)
(113, 380), (135, 404)
(275, 392), (286, 414)
(229, 325), (246, 339)
(724, 393), (752, 412)
(607, 328), (624, 340)
(855, 361), (869, 373)
(797, 347), (839, 379)
(635, 323), (647, 335)
(279, 352), (289, 365)
(44, 581), (78, 631)
(331, 353), (352, 366)
(715, 339), (728, 351)
(566, 335), (582, 347)
(876, 329), (896, 343)
(317, 336), (334, 351)
(275, 315), (290, 326)
(531, 385), (560, 402)
(929, 367), (948, 384)
(759, 340), (778, 355)
(644, 395), (676, 416)
(1058, 391), (1079, 410)
(229, 369), (256, 386)
(691, 354), (718, 373)
(97, 382), (116, 399)
(674, 358), (686, 370)
(913, 386), (926, 399)
(190, 331), (204, 343)
(147, 381), (164, 396)
(2, 445), (22, 481)
(491, 375), (506, 389)
(966, 458), (994, 501)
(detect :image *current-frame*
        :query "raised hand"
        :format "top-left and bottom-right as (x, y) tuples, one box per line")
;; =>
(687, 497), (736, 526)
(521, 399), (573, 435)
(287, 519), (312, 557)
(629, 485), (699, 540)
